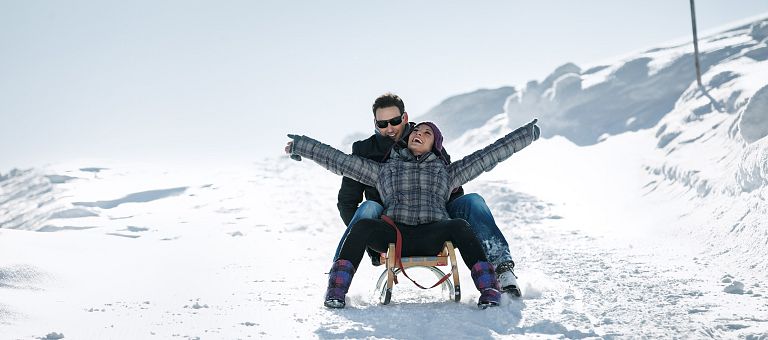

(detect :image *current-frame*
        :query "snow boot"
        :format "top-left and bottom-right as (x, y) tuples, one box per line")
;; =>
(324, 259), (356, 309)
(496, 261), (522, 298)
(471, 261), (501, 309)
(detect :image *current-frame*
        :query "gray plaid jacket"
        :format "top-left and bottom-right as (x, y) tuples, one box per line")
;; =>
(291, 120), (538, 225)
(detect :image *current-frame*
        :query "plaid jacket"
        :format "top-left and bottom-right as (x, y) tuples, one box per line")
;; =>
(292, 120), (538, 225)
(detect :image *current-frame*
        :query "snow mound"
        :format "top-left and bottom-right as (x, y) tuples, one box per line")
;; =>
(740, 84), (768, 143)
(0, 264), (49, 290)
(723, 281), (746, 294)
(737, 138), (768, 192)
(0, 169), (64, 230)
(750, 19), (768, 41)
(446, 17), (768, 272)
(39, 332), (65, 340)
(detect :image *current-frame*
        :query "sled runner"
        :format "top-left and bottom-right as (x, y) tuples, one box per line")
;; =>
(374, 241), (462, 305)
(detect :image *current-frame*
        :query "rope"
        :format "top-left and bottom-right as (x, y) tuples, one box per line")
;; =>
(381, 215), (452, 290)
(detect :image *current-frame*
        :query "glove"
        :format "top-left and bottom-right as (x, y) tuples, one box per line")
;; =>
(286, 134), (302, 161)
(529, 119), (541, 141)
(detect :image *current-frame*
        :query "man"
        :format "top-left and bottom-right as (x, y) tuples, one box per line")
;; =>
(334, 93), (521, 297)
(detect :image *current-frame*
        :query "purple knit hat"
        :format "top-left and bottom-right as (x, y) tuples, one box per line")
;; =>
(415, 122), (444, 154)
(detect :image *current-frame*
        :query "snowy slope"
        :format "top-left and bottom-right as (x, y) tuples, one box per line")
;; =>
(3, 157), (767, 339)
(447, 17), (768, 273)
(2, 16), (768, 340)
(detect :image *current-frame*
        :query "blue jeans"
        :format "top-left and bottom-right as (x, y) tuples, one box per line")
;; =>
(333, 200), (384, 261)
(447, 193), (513, 267)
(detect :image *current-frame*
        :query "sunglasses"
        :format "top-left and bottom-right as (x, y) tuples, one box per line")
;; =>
(376, 114), (404, 129)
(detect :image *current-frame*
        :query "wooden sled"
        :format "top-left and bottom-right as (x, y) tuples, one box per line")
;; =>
(374, 241), (461, 305)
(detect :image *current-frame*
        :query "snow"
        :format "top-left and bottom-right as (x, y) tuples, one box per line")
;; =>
(2, 15), (768, 340)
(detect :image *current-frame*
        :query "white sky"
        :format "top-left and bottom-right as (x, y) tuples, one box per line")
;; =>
(2, 0), (767, 169)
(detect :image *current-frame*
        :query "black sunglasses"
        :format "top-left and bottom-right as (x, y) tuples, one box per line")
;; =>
(376, 114), (404, 129)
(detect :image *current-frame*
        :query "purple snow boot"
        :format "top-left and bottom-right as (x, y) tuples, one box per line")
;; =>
(471, 261), (501, 309)
(324, 259), (356, 309)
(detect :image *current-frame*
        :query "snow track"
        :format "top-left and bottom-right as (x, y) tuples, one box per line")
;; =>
(2, 161), (766, 339)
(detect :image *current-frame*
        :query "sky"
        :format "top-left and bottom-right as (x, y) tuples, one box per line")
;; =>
(2, 0), (768, 169)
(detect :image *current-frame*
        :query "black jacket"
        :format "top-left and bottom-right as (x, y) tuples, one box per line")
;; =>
(336, 122), (465, 225)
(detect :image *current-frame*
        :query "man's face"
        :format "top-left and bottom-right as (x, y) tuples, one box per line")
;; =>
(408, 124), (435, 156)
(374, 106), (408, 141)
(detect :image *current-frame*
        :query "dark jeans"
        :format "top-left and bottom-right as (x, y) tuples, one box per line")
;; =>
(334, 194), (514, 267)
(337, 218), (488, 270)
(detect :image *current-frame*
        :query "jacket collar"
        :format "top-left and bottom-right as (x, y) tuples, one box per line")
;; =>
(391, 147), (438, 163)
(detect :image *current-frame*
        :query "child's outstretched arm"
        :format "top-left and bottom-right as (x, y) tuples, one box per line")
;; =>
(447, 119), (540, 189)
(286, 134), (380, 186)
